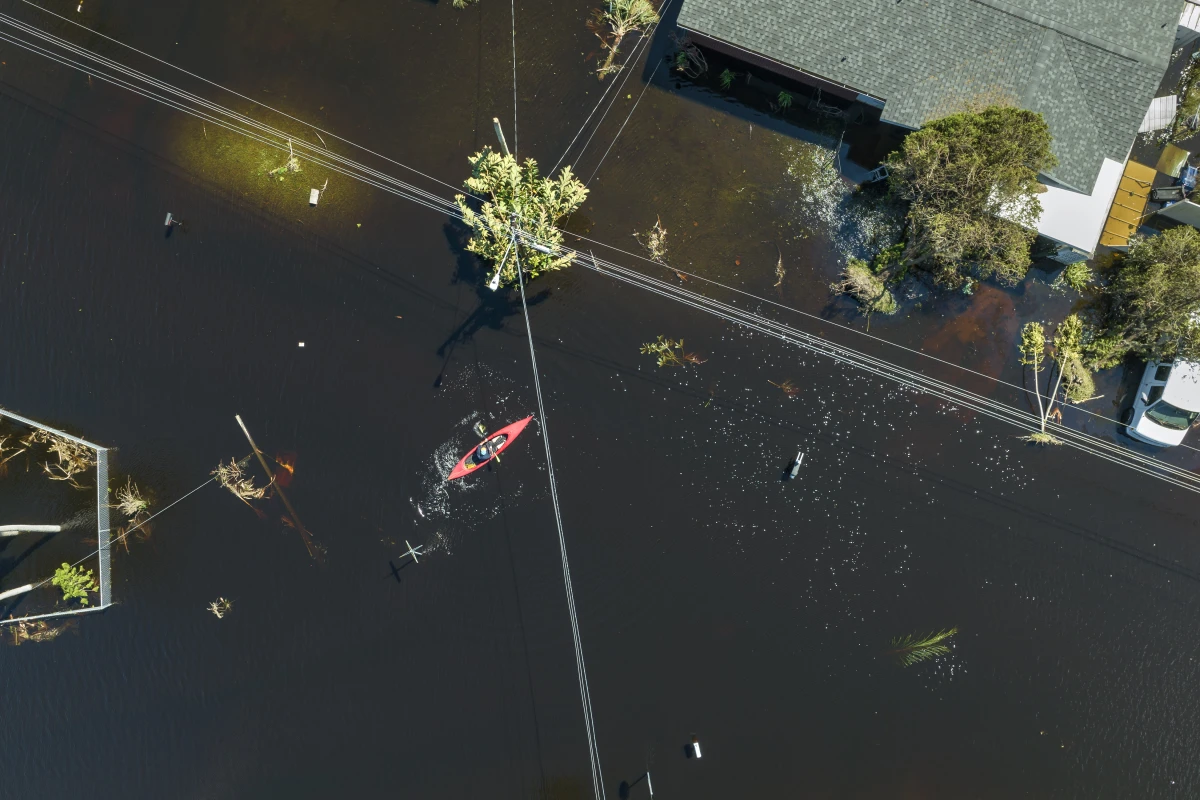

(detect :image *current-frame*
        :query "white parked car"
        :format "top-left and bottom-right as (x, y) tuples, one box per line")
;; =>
(1126, 360), (1200, 446)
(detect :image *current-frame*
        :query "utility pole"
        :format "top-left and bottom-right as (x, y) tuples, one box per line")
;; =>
(492, 117), (511, 157)
(234, 414), (319, 561)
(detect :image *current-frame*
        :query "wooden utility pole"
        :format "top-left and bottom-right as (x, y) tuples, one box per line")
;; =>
(234, 415), (320, 561)
(492, 117), (511, 156)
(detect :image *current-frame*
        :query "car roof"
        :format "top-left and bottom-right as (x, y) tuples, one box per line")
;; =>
(1163, 360), (1200, 410)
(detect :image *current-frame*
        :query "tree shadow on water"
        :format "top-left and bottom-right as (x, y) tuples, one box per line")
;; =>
(434, 222), (551, 385)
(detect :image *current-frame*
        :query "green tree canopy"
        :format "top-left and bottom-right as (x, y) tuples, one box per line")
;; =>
(884, 106), (1057, 288)
(455, 148), (588, 287)
(1087, 227), (1200, 368)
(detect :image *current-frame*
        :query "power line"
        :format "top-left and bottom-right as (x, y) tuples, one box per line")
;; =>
(569, 4), (676, 178)
(509, 230), (1200, 493)
(549, 0), (675, 176)
(507, 12), (603, 797)
(0, 13), (462, 209)
(510, 0), (519, 158)
(542, 226), (1200, 457)
(17, 0), (1170, 458)
(0, 21), (464, 219)
(586, 57), (665, 186)
(514, 247), (607, 800)
(32, 473), (221, 593)
(15, 0), (474, 202)
(4, 14), (1198, 492)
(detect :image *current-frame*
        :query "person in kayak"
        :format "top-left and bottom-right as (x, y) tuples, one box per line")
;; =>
(474, 434), (507, 464)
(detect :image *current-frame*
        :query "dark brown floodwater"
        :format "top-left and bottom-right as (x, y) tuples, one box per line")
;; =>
(1, 1), (1199, 798)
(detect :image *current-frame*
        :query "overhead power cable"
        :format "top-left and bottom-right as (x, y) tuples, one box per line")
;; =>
(505, 3), (605, 795)
(586, 57), (665, 186)
(551, 0), (678, 175)
(15, 0), (474, 201)
(0, 19), (464, 219)
(546, 225), (1200, 458)
(513, 246), (607, 800)
(2, 13), (1197, 495)
(509, 230), (1200, 494)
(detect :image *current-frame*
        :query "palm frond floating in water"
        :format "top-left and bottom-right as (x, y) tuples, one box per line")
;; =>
(887, 627), (958, 667)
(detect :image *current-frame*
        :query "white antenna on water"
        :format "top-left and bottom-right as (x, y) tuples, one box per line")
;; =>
(401, 539), (424, 564)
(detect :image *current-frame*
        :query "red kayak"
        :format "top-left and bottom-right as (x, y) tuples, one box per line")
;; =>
(446, 416), (534, 480)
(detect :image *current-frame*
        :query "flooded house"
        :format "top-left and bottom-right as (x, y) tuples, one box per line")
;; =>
(676, 0), (1184, 262)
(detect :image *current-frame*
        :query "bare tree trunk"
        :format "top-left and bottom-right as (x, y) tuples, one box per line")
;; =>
(1044, 361), (1066, 427)
(599, 30), (627, 77)
(1031, 364), (1046, 432)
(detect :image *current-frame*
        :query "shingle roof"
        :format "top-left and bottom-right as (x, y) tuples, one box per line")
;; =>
(677, 0), (1182, 193)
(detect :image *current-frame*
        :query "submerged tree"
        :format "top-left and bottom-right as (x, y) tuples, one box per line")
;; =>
(207, 597), (234, 619)
(640, 336), (704, 367)
(1054, 260), (1094, 293)
(109, 477), (152, 548)
(0, 435), (25, 478)
(884, 106), (1057, 288)
(590, 0), (660, 79)
(1048, 314), (1097, 406)
(888, 627), (958, 667)
(671, 33), (707, 79)
(25, 430), (96, 489)
(1017, 318), (1087, 445)
(455, 148), (588, 286)
(634, 216), (668, 262)
(9, 619), (75, 646)
(267, 140), (302, 181)
(1085, 227), (1200, 369)
(768, 379), (801, 398)
(1018, 322), (1058, 444)
(212, 458), (267, 506)
(110, 477), (149, 518)
(51, 563), (98, 606)
(830, 258), (897, 321)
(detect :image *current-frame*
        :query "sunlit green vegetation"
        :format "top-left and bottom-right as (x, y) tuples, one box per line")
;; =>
(455, 148), (587, 286)
(888, 627), (958, 667)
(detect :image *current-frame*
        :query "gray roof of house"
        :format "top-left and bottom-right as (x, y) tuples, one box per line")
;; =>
(677, 0), (1183, 193)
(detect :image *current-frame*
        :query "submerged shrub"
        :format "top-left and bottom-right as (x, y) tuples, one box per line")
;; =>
(1058, 260), (1094, 292)
(830, 258), (896, 315)
(52, 564), (98, 606)
(1060, 355), (1097, 404)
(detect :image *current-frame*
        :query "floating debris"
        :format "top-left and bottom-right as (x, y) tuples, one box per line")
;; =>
(207, 597), (233, 619)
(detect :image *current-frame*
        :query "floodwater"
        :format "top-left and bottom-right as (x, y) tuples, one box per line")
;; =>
(0, 0), (1199, 798)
